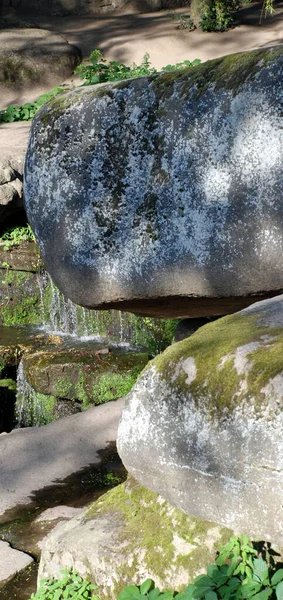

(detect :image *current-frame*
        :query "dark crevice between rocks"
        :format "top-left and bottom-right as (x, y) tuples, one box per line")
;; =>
(0, 365), (17, 433)
(91, 290), (283, 318)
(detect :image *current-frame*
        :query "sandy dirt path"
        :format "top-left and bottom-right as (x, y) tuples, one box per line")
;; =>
(1, 0), (282, 108)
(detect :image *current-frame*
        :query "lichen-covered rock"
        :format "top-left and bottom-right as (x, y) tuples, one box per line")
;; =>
(24, 46), (283, 318)
(38, 478), (232, 597)
(117, 295), (283, 546)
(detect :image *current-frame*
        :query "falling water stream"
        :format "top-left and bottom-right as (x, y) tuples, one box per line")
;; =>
(36, 272), (136, 342)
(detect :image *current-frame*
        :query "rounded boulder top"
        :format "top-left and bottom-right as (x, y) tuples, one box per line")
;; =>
(24, 45), (283, 318)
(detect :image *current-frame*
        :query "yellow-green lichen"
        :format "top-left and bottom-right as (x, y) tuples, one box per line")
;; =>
(153, 312), (283, 421)
(85, 478), (232, 590)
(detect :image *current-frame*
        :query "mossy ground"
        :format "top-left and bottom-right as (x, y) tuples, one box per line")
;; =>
(153, 312), (283, 421)
(86, 478), (232, 592)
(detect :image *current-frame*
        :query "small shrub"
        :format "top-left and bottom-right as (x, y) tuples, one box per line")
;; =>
(29, 567), (99, 599)
(134, 317), (179, 357)
(198, 0), (241, 31)
(74, 50), (200, 86)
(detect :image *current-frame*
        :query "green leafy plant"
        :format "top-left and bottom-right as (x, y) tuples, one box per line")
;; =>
(179, 535), (283, 600)
(0, 85), (69, 124)
(29, 567), (99, 599)
(198, 0), (241, 31)
(134, 317), (179, 357)
(74, 50), (201, 86)
(0, 224), (35, 251)
(0, 52), (200, 124)
(28, 536), (283, 600)
(191, 0), (274, 32)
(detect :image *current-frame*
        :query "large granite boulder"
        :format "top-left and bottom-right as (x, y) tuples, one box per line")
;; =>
(117, 295), (283, 546)
(38, 478), (232, 597)
(24, 46), (283, 318)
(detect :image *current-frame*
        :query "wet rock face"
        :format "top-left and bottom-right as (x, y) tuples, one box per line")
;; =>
(117, 295), (283, 546)
(25, 46), (283, 318)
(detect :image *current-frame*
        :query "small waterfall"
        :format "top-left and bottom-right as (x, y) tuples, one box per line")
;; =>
(15, 360), (54, 427)
(36, 271), (139, 343)
(15, 360), (37, 427)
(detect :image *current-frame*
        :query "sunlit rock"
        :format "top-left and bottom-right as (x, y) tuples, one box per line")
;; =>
(25, 46), (283, 318)
(117, 295), (283, 545)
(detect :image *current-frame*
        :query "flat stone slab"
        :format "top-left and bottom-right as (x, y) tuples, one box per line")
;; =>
(0, 540), (33, 586)
(36, 505), (82, 523)
(0, 398), (124, 516)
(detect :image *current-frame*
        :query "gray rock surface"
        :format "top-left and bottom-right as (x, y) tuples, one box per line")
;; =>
(0, 29), (81, 108)
(0, 398), (124, 516)
(0, 540), (33, 587)
(38, 478), (232, 597)
(24, 46), (283, 318)
(0, 156), (24, 224)
(36, 505), (82, 523)
(117, 294), (283, 546)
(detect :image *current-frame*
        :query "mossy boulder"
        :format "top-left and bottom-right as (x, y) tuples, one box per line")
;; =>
(38, 477), (232, 596)
(25, 46), (283, 318)
(0, 29), (81, 106)
(22, 344), (148, 406)
(117, 295), (283, 546)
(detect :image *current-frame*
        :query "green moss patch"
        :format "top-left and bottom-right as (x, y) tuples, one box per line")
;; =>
(86, 478), (232, 591)
(23, 345), (148, 407)
(152, 46), (282, 101)
(153, 312), (283, 420)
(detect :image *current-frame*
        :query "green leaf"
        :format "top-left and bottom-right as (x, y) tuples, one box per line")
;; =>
(194, 576), (214, 588)
(118, 587), (140, 600)
(158, 592), (174, 600)
(240, 582), (262, 598)
(271, 571), (283, 586)
(249, 590), (272, 600)
(148, 588), (161, 600)
(193, 587), (215, 599)
(227, 557), (239, 577)
(140, 580), (154, 595)
(207, 566), (219, 580)
(204, 592), (218, 600)
(253, 560), (269, 584)
(182, 585), (196, 600)
(276, 581), (283, 600)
